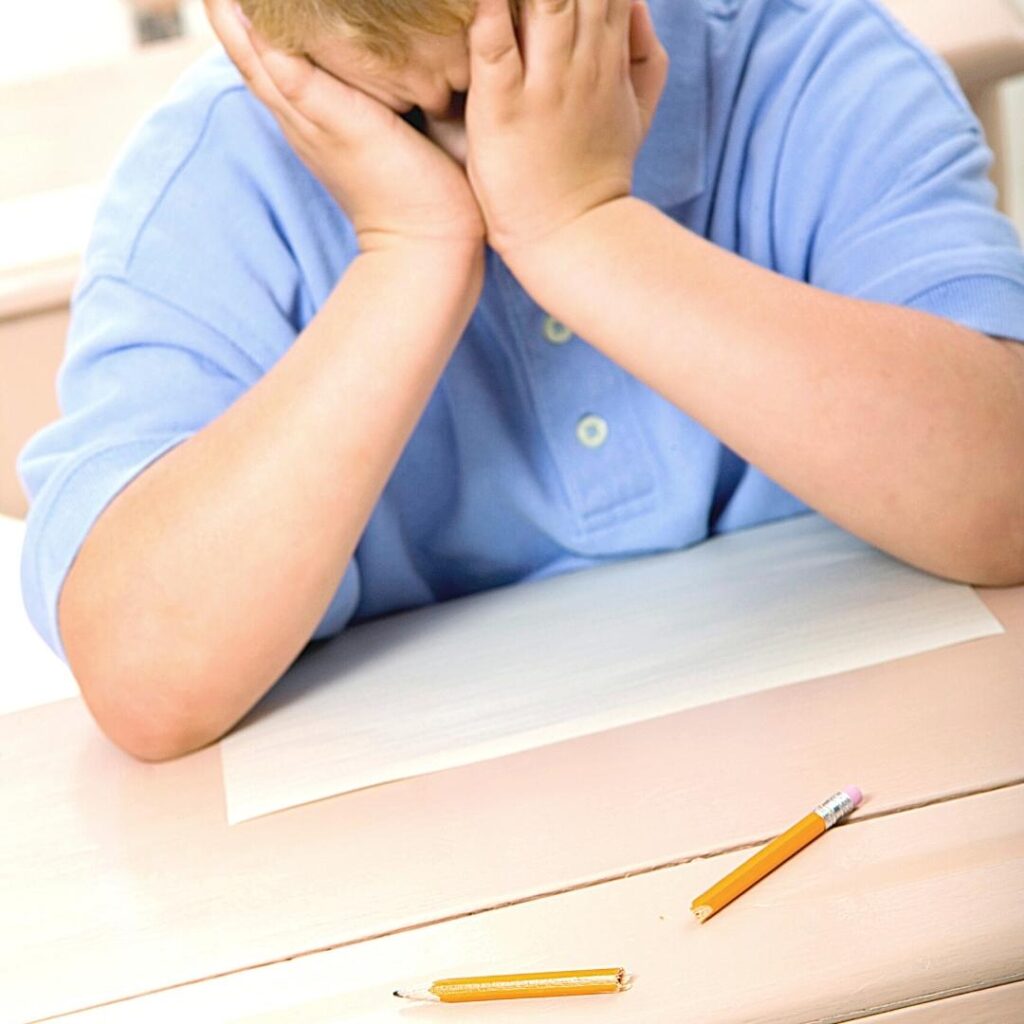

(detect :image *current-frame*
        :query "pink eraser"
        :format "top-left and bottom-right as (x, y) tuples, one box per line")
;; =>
(843, 785), (863, 807)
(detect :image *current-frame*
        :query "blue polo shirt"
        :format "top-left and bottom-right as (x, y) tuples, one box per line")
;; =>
(19, 0), (1024, 662)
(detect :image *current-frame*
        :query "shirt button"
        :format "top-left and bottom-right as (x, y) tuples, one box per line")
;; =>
(543, 316), (573, 345)
(576, 414), (609, 449)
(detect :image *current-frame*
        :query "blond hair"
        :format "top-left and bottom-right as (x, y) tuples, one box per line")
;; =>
(240, 0), (521, 65)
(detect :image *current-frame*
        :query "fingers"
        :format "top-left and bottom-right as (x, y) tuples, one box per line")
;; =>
(204, 0), (308, 133)
(537, 0), (630, 85)
(628, 1), (669, 134)
(469, 0), (524, 99)
(275, 54), (393, 136)
(607, 0), (632, 33)
(607, 0), (632, 73)
(208, 0), (393, 141)
(246, 30), (338, 132)
(520, 0), (575, 84)
(574, 0), (610, 58)
(247, 29), (316, 107)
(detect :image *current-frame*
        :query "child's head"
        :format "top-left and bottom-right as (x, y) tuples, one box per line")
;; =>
(239, 0), (521, 121)
(240, 0), (519, 67)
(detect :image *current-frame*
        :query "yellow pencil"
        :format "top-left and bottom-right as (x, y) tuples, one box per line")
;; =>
(394, 967), (632, 1003)
(691, 787), (863, 922)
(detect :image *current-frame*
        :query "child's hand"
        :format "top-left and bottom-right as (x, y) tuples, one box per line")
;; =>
(465, 0), (668, 259)
(205, 0), (486, 252)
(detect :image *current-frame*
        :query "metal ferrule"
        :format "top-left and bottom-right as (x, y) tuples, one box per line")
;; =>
(812, 790), (856, 829)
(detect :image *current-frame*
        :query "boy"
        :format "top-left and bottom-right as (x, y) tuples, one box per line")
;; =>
(18, 0), (1024, 761)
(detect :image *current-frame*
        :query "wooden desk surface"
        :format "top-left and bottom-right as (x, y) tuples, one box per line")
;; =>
(0, 517), (78, 715)
(3, 585), (1022, 1023)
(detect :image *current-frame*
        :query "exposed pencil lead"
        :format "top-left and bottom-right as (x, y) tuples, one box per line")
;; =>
(394, 989), (440, 1002)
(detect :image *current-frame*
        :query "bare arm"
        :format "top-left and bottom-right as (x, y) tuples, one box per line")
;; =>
(463, 0), (1024, 585)
(60, 242), (483, 761)
(503, 198), (1024, 584)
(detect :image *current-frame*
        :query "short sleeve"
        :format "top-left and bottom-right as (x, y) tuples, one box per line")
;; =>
(18, 276), (361, 663)
(772, 0), (1024, 342)
(17, 73), (361, 662)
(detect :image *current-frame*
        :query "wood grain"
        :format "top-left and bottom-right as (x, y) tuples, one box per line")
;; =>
(2, 587), (1021, 1022)
(858, 980), (1024, 1022)
(45, 787), (1024, 1024)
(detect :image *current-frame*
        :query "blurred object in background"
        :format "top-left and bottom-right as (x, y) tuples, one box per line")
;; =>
(0, 0), (208, 85)
(130, 1), (184, 43)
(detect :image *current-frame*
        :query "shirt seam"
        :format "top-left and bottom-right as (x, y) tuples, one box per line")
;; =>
(72, 270), (267, 383)
(850, 0), (978, 123)
(579, 489), (659, 529)
(769, 5), (979, 277)
(123, 83), (249, 276)
(763, 0), (979, 123)
(27, 434), (193, 657)
(809, 127), (990, 277)
(490, 267), (583, 527)
(901, 271), (1024, 309)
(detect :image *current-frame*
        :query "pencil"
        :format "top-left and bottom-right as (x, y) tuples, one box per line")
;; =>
(691, 786), (863, 922)
(394, 967), (632, 1002)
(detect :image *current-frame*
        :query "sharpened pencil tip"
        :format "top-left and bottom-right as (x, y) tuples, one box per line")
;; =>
(394, 989), (439, 1002)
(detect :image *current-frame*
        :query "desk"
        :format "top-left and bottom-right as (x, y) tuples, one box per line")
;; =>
(2, 580), (1022, 1023)
(0, 515), (78, 715)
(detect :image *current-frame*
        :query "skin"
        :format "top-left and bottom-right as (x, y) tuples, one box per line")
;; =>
(304, 29), (473, 164)
(59, 0), (1024, 762)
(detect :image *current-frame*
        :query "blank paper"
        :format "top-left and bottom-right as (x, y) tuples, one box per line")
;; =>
(219, 514), (1003, 824)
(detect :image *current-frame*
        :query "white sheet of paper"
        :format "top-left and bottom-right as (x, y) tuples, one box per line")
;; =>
(220, 515), (1004, 824)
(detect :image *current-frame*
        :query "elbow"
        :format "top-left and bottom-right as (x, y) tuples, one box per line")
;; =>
(103, 709), (224, 763)
(921, 499), (1024, 587)
(60, 599), (238, 762)
(68, 647), (233, 762)
(81, 680), (229, 763)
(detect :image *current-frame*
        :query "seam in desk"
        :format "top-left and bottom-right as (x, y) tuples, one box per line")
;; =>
(811, 972), (1024, 1024)
(32, 778), (1024, 1024)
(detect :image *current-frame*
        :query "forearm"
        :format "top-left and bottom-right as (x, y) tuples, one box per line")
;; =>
(60, 242), (484, 760)
(504, 198), (1024, 583)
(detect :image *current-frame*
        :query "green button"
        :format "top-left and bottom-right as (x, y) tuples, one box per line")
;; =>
(576, 414), (609, 449)
(543, 316), (573, 345)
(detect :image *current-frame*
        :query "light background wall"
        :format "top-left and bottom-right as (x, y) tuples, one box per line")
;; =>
(0, 0), (210, 85)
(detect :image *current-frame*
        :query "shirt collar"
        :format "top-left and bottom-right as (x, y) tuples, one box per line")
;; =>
(632, 0), (710, 210)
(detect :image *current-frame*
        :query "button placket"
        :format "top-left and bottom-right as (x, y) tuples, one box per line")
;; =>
(491, 265), (658, 531)
(528, 309), (657, 523)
